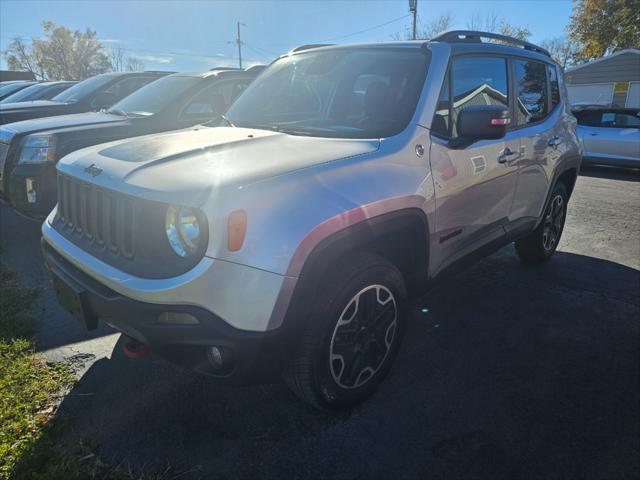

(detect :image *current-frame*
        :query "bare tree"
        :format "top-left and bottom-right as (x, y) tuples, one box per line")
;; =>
(392, 12), (454, 40)
(466, 11), (531, 41)
(108, 45), (127, 72)
(541, 36), (579, 68)
(126, 56), (145, 72)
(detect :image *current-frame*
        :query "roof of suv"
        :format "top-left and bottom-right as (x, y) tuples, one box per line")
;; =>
(171, 69), (261, 79)
(286, 31), (556, 66)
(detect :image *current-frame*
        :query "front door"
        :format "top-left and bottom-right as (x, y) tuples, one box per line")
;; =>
(430, 55), (519, 274)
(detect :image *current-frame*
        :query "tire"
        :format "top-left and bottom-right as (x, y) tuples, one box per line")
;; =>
(515, 182), (568, 265)
(284, 252), (407, 410)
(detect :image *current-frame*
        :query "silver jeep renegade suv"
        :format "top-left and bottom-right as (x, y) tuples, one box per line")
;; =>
(43, 31), (581, 410)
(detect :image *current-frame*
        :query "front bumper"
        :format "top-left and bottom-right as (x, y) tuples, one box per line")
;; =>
(42, 240), (289, 383)
(8, 162), (57, 219)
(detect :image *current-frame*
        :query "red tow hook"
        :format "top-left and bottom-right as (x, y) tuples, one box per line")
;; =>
(123, 338), (150, 359)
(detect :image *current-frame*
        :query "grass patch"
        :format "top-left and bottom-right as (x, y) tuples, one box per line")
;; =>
(0, 264), (74, 479)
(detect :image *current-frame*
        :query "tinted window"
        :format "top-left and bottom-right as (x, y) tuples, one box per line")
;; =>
(226, 48), (429, 139)
(450, 56), (508, 138)
(53, 74), (115, 103)
(110, 76), (200, 116)
(182, 79), (250, 120)
(548, 65), (560, 109)
(515, 60), (549, 124)
(576, 110), (640, 128)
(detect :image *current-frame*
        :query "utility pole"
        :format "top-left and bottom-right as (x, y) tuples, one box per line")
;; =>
(409, 0), (417, 40)
(236, 21), (244, 69)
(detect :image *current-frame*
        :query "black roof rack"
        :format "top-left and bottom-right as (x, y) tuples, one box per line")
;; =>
(291, 44), (334, 53)
(431, 30), (551, 58)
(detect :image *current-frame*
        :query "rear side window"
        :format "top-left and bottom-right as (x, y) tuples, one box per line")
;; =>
(548, 65), (560, 109)
(515, 59), (549, 125)
(433, 56), (508, 139)
(576, 110), (640, 128)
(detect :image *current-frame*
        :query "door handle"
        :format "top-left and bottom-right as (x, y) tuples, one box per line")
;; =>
(498, 147), (520, 164)
(589, 132), (599, 136)
(548, 136), (563, 147)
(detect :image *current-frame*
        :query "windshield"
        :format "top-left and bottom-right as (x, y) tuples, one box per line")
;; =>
(52, 74), (114, 103)
(0, 82), (32, 98)
(225, 47), (429, 139)
(108, 75), (201, 117)
(0, 83), (48, 103)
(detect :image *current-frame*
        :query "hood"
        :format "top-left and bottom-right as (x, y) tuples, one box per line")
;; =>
(58, 126), (380, 197)
(0, 111), (127, 136)
(0, 100), (66, 112)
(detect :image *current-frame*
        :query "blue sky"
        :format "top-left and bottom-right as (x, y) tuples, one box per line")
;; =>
(1, 0), (575, 72)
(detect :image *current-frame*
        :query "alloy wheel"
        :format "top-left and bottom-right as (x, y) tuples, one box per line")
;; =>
(329, 285), (397, 389)
(542, 194), (564, 252)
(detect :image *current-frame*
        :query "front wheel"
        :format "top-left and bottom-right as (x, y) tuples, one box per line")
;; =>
(515, 183), (568, 265)
(284, 253), (407, 410)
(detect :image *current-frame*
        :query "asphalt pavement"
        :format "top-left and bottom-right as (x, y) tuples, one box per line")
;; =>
(1, 167), (638, 480)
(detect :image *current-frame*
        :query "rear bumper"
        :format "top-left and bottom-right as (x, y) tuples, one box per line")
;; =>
(42, 240), (289, 383)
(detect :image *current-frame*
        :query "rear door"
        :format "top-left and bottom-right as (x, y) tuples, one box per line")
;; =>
(430, 55), (519, 273)
(509, 58), (560, 221)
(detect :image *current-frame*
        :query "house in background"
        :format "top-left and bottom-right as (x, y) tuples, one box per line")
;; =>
(565, 49), (640, 108)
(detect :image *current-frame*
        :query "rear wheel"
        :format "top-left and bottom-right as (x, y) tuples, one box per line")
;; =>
(515, 183), (568, 264)
(284, 253), (407, 410)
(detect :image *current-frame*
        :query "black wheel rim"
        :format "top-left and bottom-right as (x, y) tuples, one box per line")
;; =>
(329, 285), (397, 389)
(542, 194), (564, 252)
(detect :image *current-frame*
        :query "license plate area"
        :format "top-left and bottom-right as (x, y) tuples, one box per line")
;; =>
(51, 267), (98, 330)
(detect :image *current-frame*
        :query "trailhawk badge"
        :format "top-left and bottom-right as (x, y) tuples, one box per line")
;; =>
(84, 163), (103, 177)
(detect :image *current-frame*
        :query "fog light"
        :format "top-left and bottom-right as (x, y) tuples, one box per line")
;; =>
(157, 312), (199, 325)
(207, 346), (234, 373)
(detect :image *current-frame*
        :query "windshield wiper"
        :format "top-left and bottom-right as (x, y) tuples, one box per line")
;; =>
(220, 114), (235, 127)
(108, 108), (129, 117)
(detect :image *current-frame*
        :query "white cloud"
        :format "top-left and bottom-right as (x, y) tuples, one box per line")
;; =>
(139, 55), (173, 64)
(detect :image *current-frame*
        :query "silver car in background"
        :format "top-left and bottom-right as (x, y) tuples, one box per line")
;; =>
(573, 107), (640, 168)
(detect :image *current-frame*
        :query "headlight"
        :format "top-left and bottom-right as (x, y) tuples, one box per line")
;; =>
(165, 205), (202, 257)
(19, 134), (57, 164)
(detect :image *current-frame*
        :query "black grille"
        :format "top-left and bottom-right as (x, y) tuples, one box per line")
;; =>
(56, 174), (135, 259)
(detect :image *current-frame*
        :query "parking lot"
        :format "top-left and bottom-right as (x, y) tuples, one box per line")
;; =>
(0, 167), (638, 479)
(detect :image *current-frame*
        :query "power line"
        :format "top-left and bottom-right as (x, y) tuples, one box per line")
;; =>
(313, 14), (412, 43)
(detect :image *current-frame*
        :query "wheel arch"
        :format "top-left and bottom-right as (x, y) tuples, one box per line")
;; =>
(278, 207), (430, 334)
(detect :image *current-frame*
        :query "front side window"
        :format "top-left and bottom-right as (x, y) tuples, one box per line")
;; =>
(447, 56), (509, 138)
(515, 59), (549, 125)
(225, 48), (429, 139)
(182, 79), (250, 120)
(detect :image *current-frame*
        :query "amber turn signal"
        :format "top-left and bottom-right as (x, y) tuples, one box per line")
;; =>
(228, 210), (247, 251)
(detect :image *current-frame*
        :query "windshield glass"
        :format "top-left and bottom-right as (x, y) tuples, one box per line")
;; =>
(108, 75), (201, 116)
(0, 82), (32, 98)
(52, 74), (114, 103)
(0, 83), (47, 103)
(225, 47), (428, 139)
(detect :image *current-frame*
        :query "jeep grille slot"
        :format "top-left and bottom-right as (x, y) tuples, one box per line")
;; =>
(56, 174), (135, 259)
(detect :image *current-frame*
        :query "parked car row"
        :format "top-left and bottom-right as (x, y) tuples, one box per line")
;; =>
(0, 68), (261, 218)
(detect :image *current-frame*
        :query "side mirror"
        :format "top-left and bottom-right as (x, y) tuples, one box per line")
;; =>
(457, 105), (510, 141)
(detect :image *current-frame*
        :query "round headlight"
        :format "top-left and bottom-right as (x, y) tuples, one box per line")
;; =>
(165, 206), (202, 257)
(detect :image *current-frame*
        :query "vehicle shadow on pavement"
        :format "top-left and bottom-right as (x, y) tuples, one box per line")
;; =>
(21, 249), (640, 480)
(580, 165), (640, 182)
